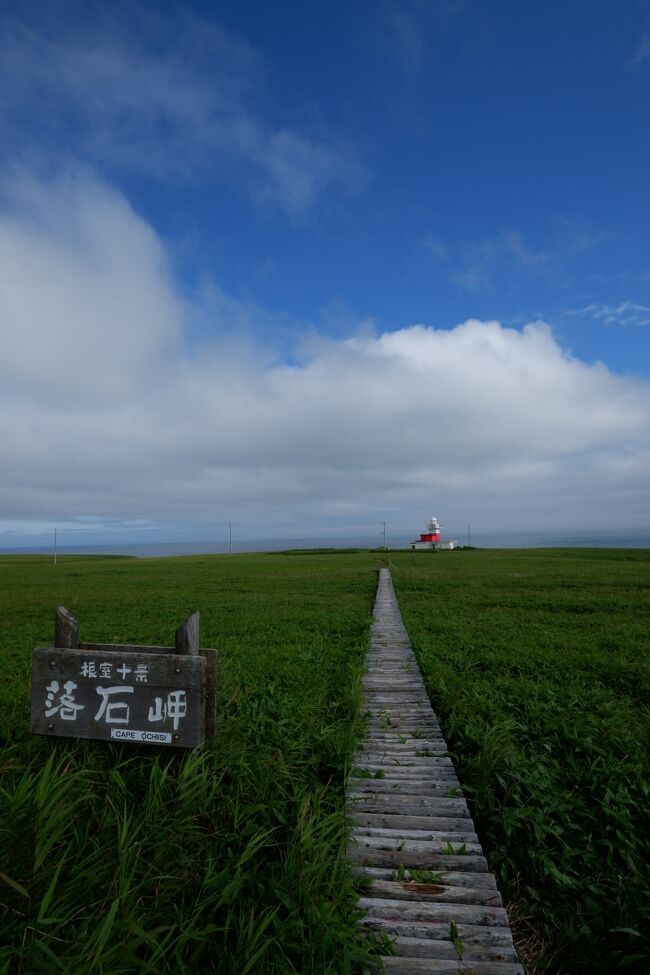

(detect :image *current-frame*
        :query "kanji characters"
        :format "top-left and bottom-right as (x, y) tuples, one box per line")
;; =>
(148, 690), (187, 731)
(94, 685), (134, 724)
(44, 680), (85, 721)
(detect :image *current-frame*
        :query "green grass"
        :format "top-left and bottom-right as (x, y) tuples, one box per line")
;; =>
(3, 547), (650, 974)
(390, 548), (650, 974)
(0, 552), (381, 974)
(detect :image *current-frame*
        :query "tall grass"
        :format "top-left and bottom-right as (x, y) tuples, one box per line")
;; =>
(0, 552), (380, 973)
(391, 548), (650, 974)
(4, 547), (649, 973)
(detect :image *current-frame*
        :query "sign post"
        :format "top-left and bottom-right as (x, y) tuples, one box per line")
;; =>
(31, 608), (216, 748)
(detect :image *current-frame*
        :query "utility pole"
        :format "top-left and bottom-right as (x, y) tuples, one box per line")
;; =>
(467, 523), (471, 547)
(54, 528), (57, 565)
(229, 522), (232, 556)
(382, 521), (386, 549)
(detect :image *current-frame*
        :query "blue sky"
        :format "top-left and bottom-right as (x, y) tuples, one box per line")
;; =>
(1, 0), (649, 547)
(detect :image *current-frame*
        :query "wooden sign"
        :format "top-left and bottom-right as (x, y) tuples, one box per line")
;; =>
(31, 608), (216, 749)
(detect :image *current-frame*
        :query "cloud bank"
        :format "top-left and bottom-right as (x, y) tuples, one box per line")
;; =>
(1, 172), (649, 538)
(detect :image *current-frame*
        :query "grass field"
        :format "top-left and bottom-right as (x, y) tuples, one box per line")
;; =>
(390, 548), (650, 974)
(1, 548), (648, 974)
(0, 552), (380, 974)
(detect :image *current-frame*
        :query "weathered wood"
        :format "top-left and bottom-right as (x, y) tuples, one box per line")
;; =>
(202, 648), (218, 739)
(357, 748), (450, 758)
(355, 751), (454, 762)
(175, 611), (200, 655)
(348, 849), (489, 872)
(355, 756), (455, 767)
(389, 934), (517, 960)
(351, 835), (484, 856)
(359, 896), (507, 926)
(352, 826), (480, 846)
(31, 647), (206, 748)
(380, 958), (524, 974)
(33, 608), (218, 749)
(353, 767), (460, 779)
(364, 881), (502, 907)
(55, 606), (79, 649)
(349, 569), (522, 972)
(350, 780), (464, 795)
(355, 868), (498, 890)
(79, 642), (176, 655)
(363, 916), (516, 944)
(349, 811), (478, 834)
(348, 794), (469, 814)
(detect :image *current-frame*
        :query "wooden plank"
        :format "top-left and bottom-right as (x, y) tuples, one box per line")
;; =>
(365, 880), (502, 907)
(351, 824), (479, 843)
(202, 647), (218, 740)
(352, 835), (484, 855)
(380, 958), (524, 974)
(353, 824), (474, 839)
(356, 868), (498, 890)
(356, 749), (451, 758)
(80, 642), (177, 655)
(390, 935), (518, 961)
(350, 781), (463, 796)
(357, 741), (450, 750)
(55, 607), (79, 649)
(362, 917), (514, 944)
(348, 850), (489, 872)
(352, 769), (460, 781)
(348, 797), (470, 816)
(348, 811), (477, 834)
(175, 610), (200, 655)
(355, 757), (455, 768)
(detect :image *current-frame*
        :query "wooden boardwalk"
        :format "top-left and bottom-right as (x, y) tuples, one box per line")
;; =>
(348, 569), (524, 974)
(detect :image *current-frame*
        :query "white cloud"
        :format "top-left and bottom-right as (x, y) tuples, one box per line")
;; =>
(385, 5), (427, 73)
(442, 230), (549, 293)
(0, 12), (364, 216)
(379, 0), (466, 74)
(572, 301), (650, 329)
(0, 170), (183, 403)
(628, 33), (650, 67)
(2, 172), (650, 536)
(435, 222), (607, 294)
(423, 236), (448, 261)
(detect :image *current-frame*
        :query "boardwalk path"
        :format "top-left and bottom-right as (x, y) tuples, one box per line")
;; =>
(348, 568), (524, 974)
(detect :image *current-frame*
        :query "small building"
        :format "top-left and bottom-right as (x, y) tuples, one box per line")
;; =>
(411, 515), (441, 550)
(411, 515), (459, 551)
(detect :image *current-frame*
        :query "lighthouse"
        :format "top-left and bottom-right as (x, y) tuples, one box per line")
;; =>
(420, 515), (441, 544)
(411, 515), (457, 550)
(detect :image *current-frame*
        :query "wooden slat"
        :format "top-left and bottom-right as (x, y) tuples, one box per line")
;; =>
(352, 834), (484, 856)
(363, 915), (516, 944)
(350, 850), (489, 872)
(175, 610), (200, 655)
(366, 880), (502, 907)
(55, 606), (79, 649)
(356, 868), (499, 890)
(349, 813), (478, 837)
(391, 935), (518, 960)
(380, 959), (524, 974)
(358, 897), (508, 926)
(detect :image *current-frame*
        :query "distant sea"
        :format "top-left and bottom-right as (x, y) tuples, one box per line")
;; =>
(2, 529), (650, 557)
